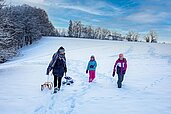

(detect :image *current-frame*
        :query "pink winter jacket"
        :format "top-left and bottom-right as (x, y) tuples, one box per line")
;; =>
(113, 58), (127, 75)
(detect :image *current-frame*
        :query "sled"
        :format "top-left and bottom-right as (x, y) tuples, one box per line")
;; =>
(62, 76), (74, 85)
(41, 75), (53, 91)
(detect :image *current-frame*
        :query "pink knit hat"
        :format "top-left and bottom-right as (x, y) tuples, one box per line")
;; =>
(119, 53), (124, 58)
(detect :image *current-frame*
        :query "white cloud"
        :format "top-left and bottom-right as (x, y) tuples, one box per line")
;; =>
(126, 12), (168, 24)
(27, 0), (45, 4)
(5, 0), (45, 4)
(7, 0), (123, 16)
(55, 3), (103, 16)
(56, 17), (69, 23)
(50, 0), (123, 16)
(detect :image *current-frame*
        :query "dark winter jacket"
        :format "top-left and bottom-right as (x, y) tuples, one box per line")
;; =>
(46, 52), (67, 77)
(113, 58), (127, 75)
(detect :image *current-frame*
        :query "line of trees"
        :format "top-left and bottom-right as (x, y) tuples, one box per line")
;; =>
(0, 1), (55, 62)
(0, 1), (159, 63)
(56, 20), (158, 43)
(67, 20), (111, 40)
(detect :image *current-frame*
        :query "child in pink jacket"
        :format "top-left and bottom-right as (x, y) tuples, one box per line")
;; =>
(113, 54), (127, 88)
(86, 55), (97, 83)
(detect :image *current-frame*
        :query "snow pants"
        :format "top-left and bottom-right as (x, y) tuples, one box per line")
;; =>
(89, 70), (96, 82)
(117, 74), (124, 88)
(54, 76), (62, 89)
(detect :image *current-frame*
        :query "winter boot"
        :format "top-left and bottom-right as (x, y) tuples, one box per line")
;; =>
(54, 87), (59, 93)
(117, 82), (122, 88)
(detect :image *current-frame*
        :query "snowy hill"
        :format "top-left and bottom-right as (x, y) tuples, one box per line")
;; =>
(0, 37), (171, 114)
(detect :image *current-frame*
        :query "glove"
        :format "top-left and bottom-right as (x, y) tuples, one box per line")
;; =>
(46, 67), (50, 75)
(46, 71), (49, 75)
(90, 65), (94, 68)
(123, 70), (126, 74)
(112, 72), (115, 77)
(64, 67), (67, 73)
(86, 70), (88, 74)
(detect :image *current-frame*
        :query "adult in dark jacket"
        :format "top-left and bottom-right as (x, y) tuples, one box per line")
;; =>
(46, 46), (67, 92)
(112, 54), (127, 88)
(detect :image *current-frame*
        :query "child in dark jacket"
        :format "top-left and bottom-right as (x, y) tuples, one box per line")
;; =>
(112, 54), (127, 88)
(86, 55), (97, 83)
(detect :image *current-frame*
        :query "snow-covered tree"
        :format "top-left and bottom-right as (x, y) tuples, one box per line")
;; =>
(0, 0), (4, 10)
(149, 30), (158, 43)
(54, 28), (60, 36)
(0, 0), (5, 27)
(68, 20), (73, 37)
(126, 31), (139, 42)
(87, 25), (93, 39)
(66, 20), (142, 42)
(94, 27), (101, 39)
(145, 34), (150, 43)
(72, 21), (82, 38)
(81, 25), (87, 38)
(145, 30), (158, 43)
(100, 28), (110, 40)
(0, 4), (56, 62)
(110, 31), (122, 40)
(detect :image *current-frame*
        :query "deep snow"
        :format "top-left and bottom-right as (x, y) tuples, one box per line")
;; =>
(0, 37), (171, 114)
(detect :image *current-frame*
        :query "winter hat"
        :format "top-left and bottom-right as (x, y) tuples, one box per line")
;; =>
(90, 55), (95, 60)
(58, 46), (65, 53)
(119, 53), (124, 58)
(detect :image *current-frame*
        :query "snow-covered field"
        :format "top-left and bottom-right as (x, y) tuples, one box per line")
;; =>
(0, 37), (171, 114)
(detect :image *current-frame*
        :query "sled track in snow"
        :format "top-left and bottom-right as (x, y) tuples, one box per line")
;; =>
(34, 60), (92, 114)
(143, 75), (171, 91)
(148, 46), (171, 64)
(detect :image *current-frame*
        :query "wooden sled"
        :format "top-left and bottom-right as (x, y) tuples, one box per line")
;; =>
(41, 82), (53, 91)
(41, 75), (53, 91)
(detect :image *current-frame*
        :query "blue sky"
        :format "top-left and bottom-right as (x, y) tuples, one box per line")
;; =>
(7, 0), (171, 42)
